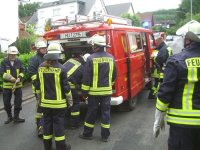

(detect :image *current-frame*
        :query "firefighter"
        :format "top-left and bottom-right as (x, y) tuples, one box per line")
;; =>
(153, 22), (200, 150)
(28, 40), (47, 137)
(35, 42), (72, 150)
(0, 46), (25, 124)
(148, 37), (172, 99)
(63, 53), (90, 129)
(79, 34), (117, 142)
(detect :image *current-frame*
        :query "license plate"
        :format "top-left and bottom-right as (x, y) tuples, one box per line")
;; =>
(60, 32), (87, 39)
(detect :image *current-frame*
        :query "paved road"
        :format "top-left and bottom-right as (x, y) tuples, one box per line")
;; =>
(0, 90), (169, 150)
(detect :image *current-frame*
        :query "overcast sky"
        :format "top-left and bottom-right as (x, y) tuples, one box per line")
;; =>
(31, 0), (181, 13)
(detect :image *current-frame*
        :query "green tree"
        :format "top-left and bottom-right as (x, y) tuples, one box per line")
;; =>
(19, 2), (40, 18)
(180, 0), (200, 15)
(121, 13), (141, 26)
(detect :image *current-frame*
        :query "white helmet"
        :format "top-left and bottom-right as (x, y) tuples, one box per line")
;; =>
(47, 42), (63, 54)
(185, 22), (200, 42)
(7, 46), (19, 54)
(88, 34), (107, 47)
(35, 41), (47, 49)
(44, 43), (63, 60)
(82, 53), (90, 62)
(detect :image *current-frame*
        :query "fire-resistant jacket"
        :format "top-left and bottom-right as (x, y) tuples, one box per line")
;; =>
(155, 42), (172, 69)
(156, 42), (200, 127)
(0, 58), (24, 89)
(82, 51), (117, 96)
(63, 58), (84, 89)
(35, 61), (71, 108)
(28, 53), (45, 93)
(152, 42), (172, 79)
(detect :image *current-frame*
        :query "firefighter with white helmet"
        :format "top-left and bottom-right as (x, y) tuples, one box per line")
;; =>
(63, 52), (90, 129)
(28, 40), (47, 137)
(35, 42), (72, 150)
(0, 46), (25, 124)
(148, 37), (172, 99)
(79, 34), (117, 142)
(153, 21), (200, 149)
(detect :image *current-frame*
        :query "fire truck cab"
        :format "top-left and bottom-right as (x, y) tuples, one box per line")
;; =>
(43, 14), (156, 111)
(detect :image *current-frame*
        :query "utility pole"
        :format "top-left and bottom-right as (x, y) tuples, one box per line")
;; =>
(191, 0), (193, 20)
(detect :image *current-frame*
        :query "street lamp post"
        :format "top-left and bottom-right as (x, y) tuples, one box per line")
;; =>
(191, 0), (193, 20)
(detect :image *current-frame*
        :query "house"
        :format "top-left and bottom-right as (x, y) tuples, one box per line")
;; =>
(0, 0), (18, 52)
(35, 0), (107, 35)
(137, 12), (154, 28)
(106, 2), (134, 17)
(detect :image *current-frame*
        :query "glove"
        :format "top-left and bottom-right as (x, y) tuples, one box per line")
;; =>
(4, 74), (16, 82)
(66, 92), (73, 107)
(153, 109), (166, 138)
(10, 77), (16, 83)
(15, 78), (21, 84)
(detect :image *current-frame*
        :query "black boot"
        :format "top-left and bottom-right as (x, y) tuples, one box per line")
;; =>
(4, 116), (13, 124)
(4, 111), (13, 124)
(14, 113), (25, 123)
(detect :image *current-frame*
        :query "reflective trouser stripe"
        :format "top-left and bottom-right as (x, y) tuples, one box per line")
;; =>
(35, 113), (42, 119)
(84, 122), (94, 128)
(55, 136), (65, 141)
(43, 135), (53, 140)
(71, 111), (80, 116)
(101, 123), (110, 128)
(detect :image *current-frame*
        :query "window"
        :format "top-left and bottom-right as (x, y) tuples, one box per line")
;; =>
(121, 34), (128, 55)
(128, 32), (142, 53)
(149, 34), (155, 49)
(53, 8), (61, 17)
(69, 5), (75, 14)
(39, 11), (45, 19)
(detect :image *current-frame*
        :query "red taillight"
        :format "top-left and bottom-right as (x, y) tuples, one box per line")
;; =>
(44, 35), (58, 40)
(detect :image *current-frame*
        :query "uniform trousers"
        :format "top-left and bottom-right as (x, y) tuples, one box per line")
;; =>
(83, 95), (111, 139)
(168, 125), (200, 150)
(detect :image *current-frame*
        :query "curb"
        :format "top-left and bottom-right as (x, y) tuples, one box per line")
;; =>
(0, 94), (35, 111)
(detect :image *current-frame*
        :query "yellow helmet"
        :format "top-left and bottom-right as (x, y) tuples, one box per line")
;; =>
(7, 46), (19, 54)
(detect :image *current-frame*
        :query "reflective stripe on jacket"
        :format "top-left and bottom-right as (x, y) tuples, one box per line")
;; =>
(63, 58), (84, 89)
(82, 51), (117, 96)
(156, 42), (200, 127)
(0, 58), (24, 89)
(35, 61), (71, 108)
(28, 53), (45, 93)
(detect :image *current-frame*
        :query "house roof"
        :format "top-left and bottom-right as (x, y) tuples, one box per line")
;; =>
(26, 12), (38, 24)
(106, 2), (134, 17)
(137, 12), (153, 22)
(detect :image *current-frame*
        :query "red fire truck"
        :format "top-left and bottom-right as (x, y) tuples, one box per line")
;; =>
(43, 14), (156, 111)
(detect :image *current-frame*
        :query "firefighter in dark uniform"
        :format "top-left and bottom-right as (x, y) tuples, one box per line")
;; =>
(35, 42), (72, 150)
(28, 40), (47, 137)
(79, 34), (117, 142)
(153, 22), (200, 150)
(63, 53), (90, 129)
(148, 37), (172, 99)
(0, 46), (25, 124)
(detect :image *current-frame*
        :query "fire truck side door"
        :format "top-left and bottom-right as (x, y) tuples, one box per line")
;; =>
(127, 32), (145, 98)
